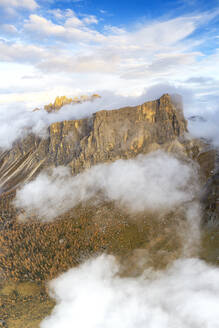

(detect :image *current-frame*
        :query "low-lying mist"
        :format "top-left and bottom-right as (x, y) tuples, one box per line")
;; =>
(40, 254), (219, 328)
(14, 150), (199, 221)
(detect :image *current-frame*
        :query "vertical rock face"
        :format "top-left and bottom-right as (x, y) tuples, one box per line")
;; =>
(0, 94), (187, 192)
(44, 94), (101, 112)
(45, 96), (73, 112)
(0, 94), (188, 192)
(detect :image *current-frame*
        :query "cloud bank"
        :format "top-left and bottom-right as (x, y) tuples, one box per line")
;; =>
(40, 254), (219, 328)
(188, 109), (219, 147)
(14, 150), (199, 221)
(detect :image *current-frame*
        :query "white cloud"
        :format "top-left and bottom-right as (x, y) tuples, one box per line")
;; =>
(40, 255), (219, 328)
(65, 16), (83, 27)
(17, 12), (213, 81)
(0, 24), (18, 34)
(0, 40), (47, 63)
(100, 9), (107, 14)
(25, 15), (66, 36)
(49, 9), (64, 20)
(37, 53), (118, 73)
(24, 14), (104, 42)
(0, 8), (219, 111)
(188, 109), (219, 146)
(14, 151), (199, 221)
(83, 15), (98, 25)
(11, 12), (204, 81)
(0, 0), (39, 10)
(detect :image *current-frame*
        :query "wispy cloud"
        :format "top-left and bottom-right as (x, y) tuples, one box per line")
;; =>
(24, 13), (103, 42)
(0, 40), (48, 63)
(0, 3), (219, 108)
(2, 12), (211, 74)
(14, 150), (199, 220)
(0, 0), (39, 10)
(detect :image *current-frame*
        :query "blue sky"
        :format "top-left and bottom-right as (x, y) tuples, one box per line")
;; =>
(0, 0), (219, 110)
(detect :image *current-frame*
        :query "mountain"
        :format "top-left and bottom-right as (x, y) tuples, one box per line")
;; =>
(0, 94), (189, 193)
(0, 93), (218, 327)
(44, 94), (101, 112)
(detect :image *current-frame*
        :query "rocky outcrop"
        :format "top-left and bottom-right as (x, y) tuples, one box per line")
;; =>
(0, 94), (188, 193)
(44, 94), (100, 112)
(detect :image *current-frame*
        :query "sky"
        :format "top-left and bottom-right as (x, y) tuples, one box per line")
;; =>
(0, 0), (219, 109)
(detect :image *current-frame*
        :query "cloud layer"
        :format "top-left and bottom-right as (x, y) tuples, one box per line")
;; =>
(40, 254), (219, 328)
(14, 150), (199, 221)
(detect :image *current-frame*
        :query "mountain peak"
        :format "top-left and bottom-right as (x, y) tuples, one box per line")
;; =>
(44, 94), (101, 112)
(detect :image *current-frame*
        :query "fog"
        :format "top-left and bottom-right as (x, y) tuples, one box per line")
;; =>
(40, 254), (219, 328)
(188, 110), (219, 147)
(14, 150), (199, 221)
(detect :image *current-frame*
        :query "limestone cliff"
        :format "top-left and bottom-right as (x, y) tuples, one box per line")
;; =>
(0, 94), (188, 193)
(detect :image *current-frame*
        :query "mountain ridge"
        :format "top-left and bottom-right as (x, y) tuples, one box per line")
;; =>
(0, 93), (189, 194)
